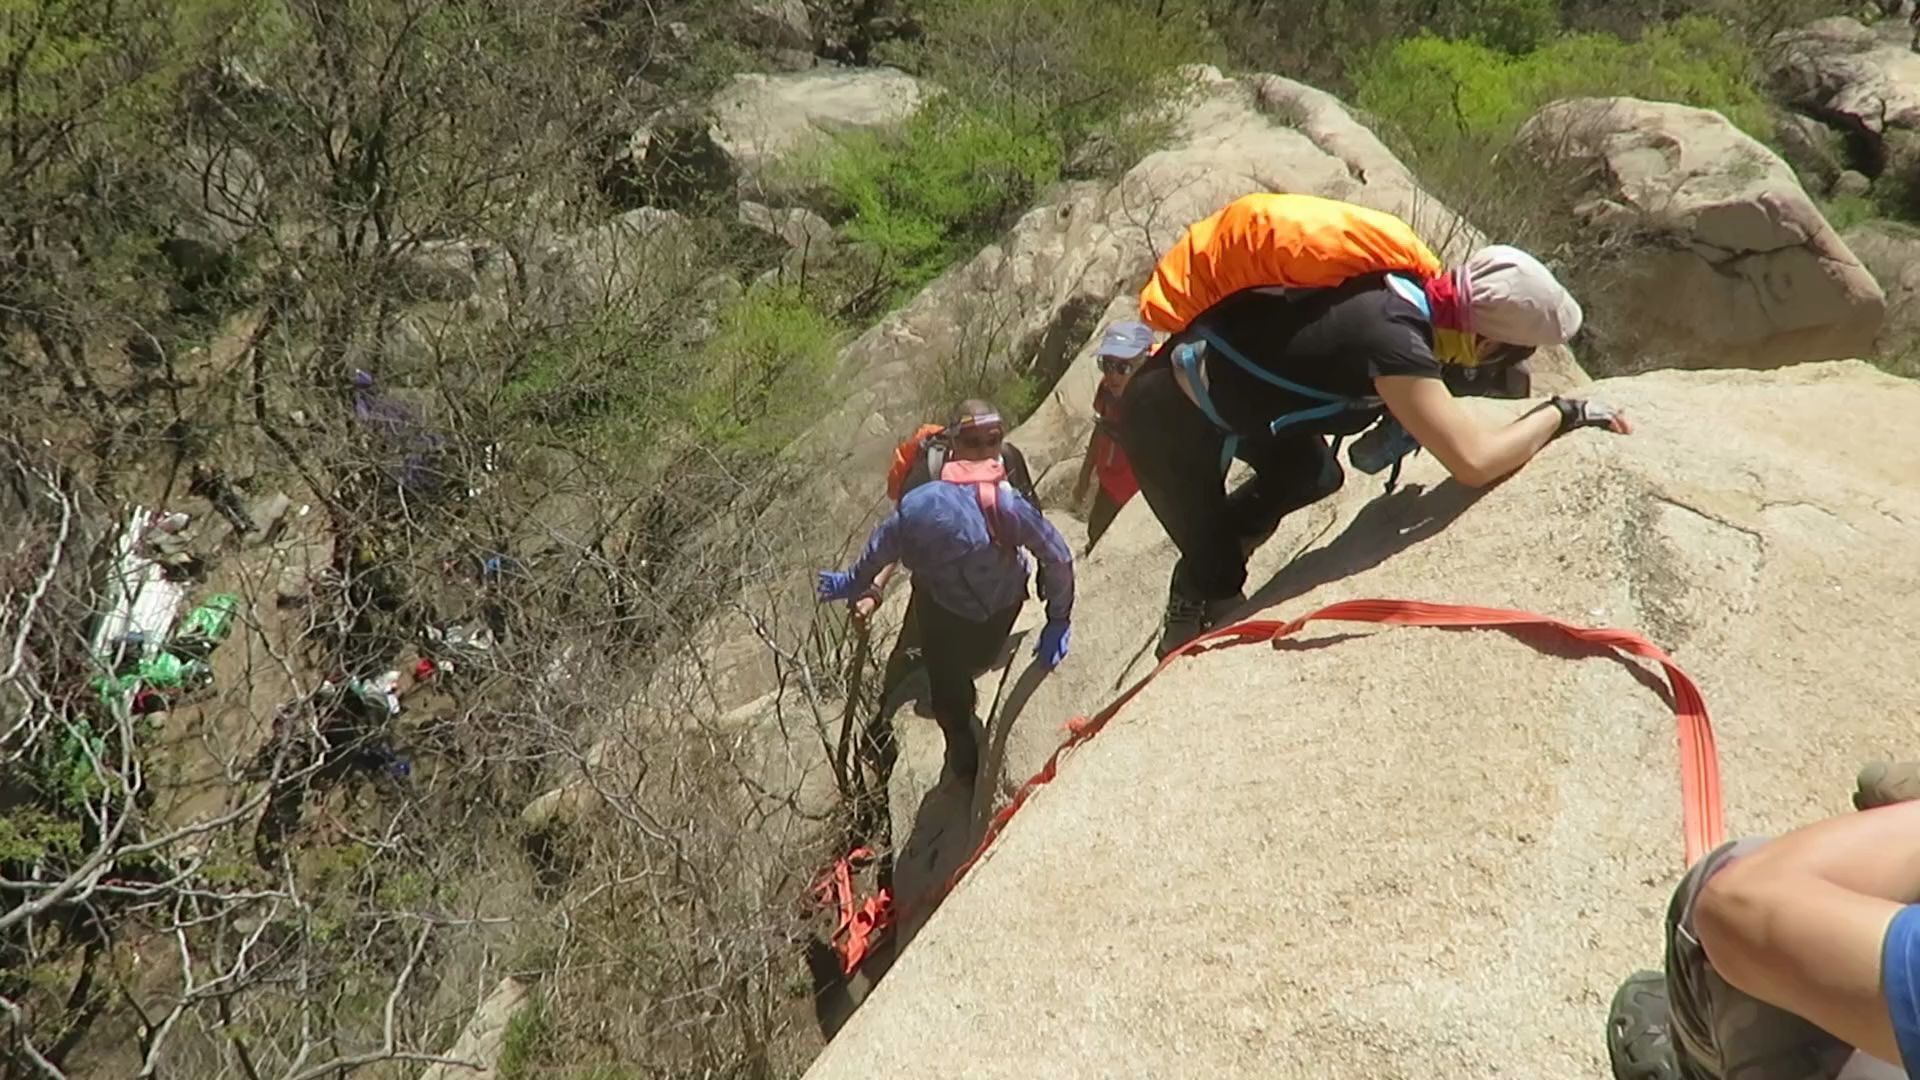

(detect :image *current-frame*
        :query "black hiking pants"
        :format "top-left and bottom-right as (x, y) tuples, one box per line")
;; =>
(915, 590), (1023, 744)
(1116, 351), (1344, 603)
(876, 587), (927, 710)
(861, 586), (1022, 774)
(1085, 487), (1123, 551)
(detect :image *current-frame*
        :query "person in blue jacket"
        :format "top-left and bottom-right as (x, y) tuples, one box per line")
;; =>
(817, 400), (1074, 782)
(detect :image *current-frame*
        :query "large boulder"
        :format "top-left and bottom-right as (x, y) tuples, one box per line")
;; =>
(1768, 17), (1920, 183)
(647, 65), (1593, 718)
(709, 66), (927, 197)
(602, 109), (742, 212)
(1842, 219), (1920, 370)
(160, 141), (268, 288)
(1516, 96), (1885, 371)
(804, 359), (1920, 1078)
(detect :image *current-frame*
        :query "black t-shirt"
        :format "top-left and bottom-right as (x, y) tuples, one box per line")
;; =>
(1194, 272), (1443, 438)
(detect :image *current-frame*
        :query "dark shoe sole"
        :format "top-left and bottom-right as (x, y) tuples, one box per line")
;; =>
(1607, 969), (1679, 1080)
(1855, 759), (1920, 810)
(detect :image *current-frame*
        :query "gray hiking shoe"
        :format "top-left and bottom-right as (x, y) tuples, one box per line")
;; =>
(1155, 589), (1246, 659)
(1607, 970), (1679, 1080)
(1855, 759), (1920, 810)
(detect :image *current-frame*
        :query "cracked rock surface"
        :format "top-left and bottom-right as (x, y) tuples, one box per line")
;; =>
(1517, 96), (1885, 370)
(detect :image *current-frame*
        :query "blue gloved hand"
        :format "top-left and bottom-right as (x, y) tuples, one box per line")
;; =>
(816, 570), (859, 603)
(1034, 619), (1071, 669)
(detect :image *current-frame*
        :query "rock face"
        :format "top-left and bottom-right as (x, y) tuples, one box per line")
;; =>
(1842, 219), (1920, 368)
(654, 65), (1592, 718)
(161, 141), (268, 287)
(1773, 111), (1847, 191)
(708, 67), (927, 195)
(1516, 96), (1885, 371)
(1769, 17), (1920, 177)
(418, 977), (529, 1080)
(736, 0), (813, 51)
(803, 360), (1920, 1079)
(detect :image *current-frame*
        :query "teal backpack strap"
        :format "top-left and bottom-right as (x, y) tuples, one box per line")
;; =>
(1196, 328), (1345, 404)
(1173, 342), (1235, 432)
(1195, 327), (1370, 436)
(1385, 272), (1432, 318)
(1172, 341), (1244, 476)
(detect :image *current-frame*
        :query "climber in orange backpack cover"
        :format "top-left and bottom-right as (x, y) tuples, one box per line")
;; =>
(1120, 191), (1635, 657)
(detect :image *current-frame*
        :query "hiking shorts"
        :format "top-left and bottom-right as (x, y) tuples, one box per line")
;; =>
(1665, 839), (1904, 1080)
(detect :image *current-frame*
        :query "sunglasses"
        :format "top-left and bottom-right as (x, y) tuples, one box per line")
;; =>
(1099, 357), (1137, 375)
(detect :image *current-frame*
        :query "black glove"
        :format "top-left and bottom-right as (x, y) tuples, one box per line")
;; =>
(1548, 396), (1631, 436)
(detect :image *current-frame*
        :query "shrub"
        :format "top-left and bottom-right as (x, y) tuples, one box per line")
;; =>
(1352, 16), (1773, 161)
(688, 283), (845, 455)
(897, 0), (1212, 151)
(816, 0), (1212, 306)
(823, 97), (1064, 298)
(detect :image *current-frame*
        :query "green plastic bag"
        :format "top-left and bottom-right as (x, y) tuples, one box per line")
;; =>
(138, 652), (211, 690)
(171, 594), (239, 658)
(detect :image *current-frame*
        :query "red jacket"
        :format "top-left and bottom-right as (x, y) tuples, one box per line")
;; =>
(1091, 384), (1139, 503)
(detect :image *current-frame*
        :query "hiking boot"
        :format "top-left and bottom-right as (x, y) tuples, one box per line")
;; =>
(1606, 970), (1679, 1080)
(1855, 759), (1920, 810)
(1155, 589), (1247, 659)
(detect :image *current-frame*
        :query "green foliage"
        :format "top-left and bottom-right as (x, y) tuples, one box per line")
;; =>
(1556, 0), (1854, 42)
(823, 97), (1063, 296)
(914, 350), (1045, 429)
(688, 283), (843, 454)
(501, 279), (844, 459)
(897, 0), (1212, 147)
(0, 0), (258, 161)
(1352, 17), (1772, 161)
(813, 0), (1212, 305)
(1819, 192), (1880, 233)
(497, 993), (552, 1080)
(499, 309), (679, 441)
(1203, 0), (1852, 90)
(0, 810), (84, 865)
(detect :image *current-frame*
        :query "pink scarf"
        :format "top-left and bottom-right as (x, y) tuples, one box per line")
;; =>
(1423, 268), (1474, 334)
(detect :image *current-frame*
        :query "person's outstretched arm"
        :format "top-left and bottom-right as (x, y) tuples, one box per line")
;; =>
(1693, 800), (1920, 1069)
(1374, 375), (1630, 488)
(817, 512), (904, 605)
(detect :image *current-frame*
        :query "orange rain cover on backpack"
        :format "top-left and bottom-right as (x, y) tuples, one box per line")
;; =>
(885, 423), (947, 503)
(1137, 193), (1445, 333)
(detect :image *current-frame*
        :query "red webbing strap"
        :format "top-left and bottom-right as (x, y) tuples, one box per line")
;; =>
(1220, 599), (1725, 866)
(825, 598), (1727, 975)
(813, 847), (894, 975)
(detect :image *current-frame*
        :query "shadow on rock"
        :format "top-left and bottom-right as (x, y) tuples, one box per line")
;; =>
(1247, 478), (1490, 616)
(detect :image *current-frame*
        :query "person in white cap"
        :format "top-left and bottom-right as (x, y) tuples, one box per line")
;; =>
(1071, 319), (1156, 552)
(1117, 239), (1634, 657)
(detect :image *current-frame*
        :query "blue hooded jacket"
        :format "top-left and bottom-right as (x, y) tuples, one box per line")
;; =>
(846, 477), (1073, 624)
